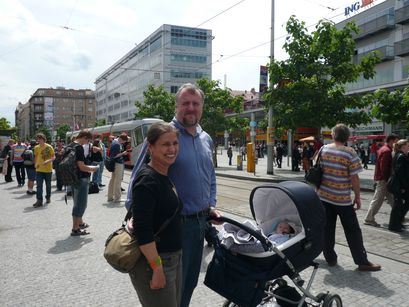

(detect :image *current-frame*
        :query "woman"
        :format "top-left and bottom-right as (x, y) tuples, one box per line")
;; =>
(388, 139), (409, 232)
(129, 122), (182, 307)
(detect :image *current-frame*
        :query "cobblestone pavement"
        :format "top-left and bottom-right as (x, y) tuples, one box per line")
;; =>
(1, 157), (409, 306)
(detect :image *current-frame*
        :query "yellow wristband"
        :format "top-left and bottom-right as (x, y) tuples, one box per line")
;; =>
(149, 256), (162, 270)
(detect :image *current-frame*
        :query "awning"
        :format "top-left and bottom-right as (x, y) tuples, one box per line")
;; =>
(299, 136), (315, 142)
(349, 135), (386, 141)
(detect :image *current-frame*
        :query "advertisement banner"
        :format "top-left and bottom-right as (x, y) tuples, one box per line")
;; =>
(259, 65), (268, 94)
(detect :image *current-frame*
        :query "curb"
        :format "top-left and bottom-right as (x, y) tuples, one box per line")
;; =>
(215, 172), (375, 192)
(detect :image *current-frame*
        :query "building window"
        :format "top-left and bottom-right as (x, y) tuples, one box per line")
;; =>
(171, 70), (207, 79)
(170, 86), (179, 93)
(171, 54), (207, 63)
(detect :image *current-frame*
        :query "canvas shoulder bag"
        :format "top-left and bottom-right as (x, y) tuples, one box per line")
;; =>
(305, 146), (324, 188)
(104, 196), (180, 273)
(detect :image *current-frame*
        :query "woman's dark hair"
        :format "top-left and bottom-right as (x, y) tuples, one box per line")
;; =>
(147, 122), (179, 145)
(77, 130), (92, 140)
(331, 124), (350, 144)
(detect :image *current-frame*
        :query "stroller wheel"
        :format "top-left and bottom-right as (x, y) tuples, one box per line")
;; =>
(222, 300), (239, 307)
(322, 293), (342, 307)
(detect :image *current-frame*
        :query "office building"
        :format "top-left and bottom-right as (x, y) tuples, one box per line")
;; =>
(95, 24), (212, 123)
(337, 0), (409, 137)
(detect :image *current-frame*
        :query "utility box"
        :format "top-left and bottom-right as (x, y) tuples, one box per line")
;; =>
(247, 143), (255, 172)
(237, 155), (243, 170)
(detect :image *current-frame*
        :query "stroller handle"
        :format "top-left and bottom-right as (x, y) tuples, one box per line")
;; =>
(207, 216), (273, 252)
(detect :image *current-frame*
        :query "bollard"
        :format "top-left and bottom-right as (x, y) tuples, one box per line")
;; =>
(237, 155), (243, 170)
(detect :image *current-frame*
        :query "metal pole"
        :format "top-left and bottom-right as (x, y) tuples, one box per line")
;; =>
(267, 0), (275, 175)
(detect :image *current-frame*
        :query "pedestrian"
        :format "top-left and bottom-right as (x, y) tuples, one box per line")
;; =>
(240, 145), (246, 161)
(227, 146), (233, 165)
(90, 135), (105, 188)
(312, 135), (323, 162)
(23, 140), (37, 195)
(276, 143), (283, 168)
(370, 140), (378, 164)
(107, 133), (130, 202)
(292, 143), (301, 171)
(2, 139), (14, 182)
(364, 134), (399, 227)
(127, 122), (183, 307)
(318, 123), (381, 271)
(12, 139), (27, 187)
(125, 83), (221, 307)
(33, 133), (55, 208)
(388, 139), (409, 232)
(53, 139), (64, 191)
(360, 145), (369, 170)
(70, 130), (99, 236)
(302, 143), (313, 174)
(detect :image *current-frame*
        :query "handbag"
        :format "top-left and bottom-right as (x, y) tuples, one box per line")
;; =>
(387, 153), (402, 197)
(305, 146), (324, 188)
(104, 157), (115, 172)
(104, 201), (179, 273)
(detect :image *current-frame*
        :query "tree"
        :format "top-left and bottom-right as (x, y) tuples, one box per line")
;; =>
(196, 78), (244, 140)
(370, 87), (409, 126)
(0, 117), (11, 130)
(56, 124), (71, 141)
(36, 125), (52, 143)
(264, 16), (380, 132)
(95, 119), (107, 127)
(134, 85), (175, 122)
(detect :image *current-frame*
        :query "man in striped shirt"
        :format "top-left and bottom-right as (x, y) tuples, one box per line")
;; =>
(317, 124), (381, 272)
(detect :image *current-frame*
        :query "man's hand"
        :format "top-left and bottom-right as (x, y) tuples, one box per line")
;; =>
(208, 207), (223, 225)
(353, 196), (361, 211)
(150, 266), (166, 290)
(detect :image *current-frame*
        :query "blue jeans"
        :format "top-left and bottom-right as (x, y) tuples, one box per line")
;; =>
(36, 172), (52, 201)
(91, 161), (104, 185)
(180, 215), (207, 307)
(72, 177), (89, 217)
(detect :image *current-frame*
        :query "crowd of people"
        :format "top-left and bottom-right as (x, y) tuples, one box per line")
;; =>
(4, 83), (409, 306)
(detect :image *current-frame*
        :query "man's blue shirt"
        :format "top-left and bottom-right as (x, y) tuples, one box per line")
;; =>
(125, 118), (217, 215)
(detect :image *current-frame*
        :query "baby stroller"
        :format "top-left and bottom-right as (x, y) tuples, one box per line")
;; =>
(204, 181), (342, 307)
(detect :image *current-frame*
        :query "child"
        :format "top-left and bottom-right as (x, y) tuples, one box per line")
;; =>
(268, 220), (296, 245)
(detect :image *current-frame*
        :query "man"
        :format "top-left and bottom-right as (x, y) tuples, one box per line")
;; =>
(90, 135), (105, 188)
(107, 133), (129, 202)
(33, 134), (55, 208)
(318, 124), (380, 271)
(2, 139), (15, 182)
(12, 139), (27, 186)
(276, 143), (283, 168)
(370, 140), (378, 164)
(125, 83), (220, 307)
(364, 134), (399, 227)
(70, 130), (99, 236)
(53, 139), (64, 191)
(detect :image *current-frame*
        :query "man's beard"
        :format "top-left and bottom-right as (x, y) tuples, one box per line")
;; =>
(182, 115), (198, 127)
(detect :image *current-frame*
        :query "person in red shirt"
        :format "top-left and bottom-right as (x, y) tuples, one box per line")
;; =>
(370, 140), (378, 164)
(364, 134), (399, 227)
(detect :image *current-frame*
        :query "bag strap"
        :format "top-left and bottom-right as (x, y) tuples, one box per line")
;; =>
(315, 145), (324, 165)
(123, 183), (180, 238)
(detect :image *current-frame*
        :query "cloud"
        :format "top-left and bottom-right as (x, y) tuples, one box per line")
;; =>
(72, 51), (92, 70)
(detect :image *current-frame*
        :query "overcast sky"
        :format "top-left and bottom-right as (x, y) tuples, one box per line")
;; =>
(0, 0), (384, 125)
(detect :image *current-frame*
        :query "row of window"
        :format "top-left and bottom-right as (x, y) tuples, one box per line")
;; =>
(170, 70), (207, 79)
(171, 38), (207, 48)
(170, 54), (207, 63)
(171, 27), (207, 40)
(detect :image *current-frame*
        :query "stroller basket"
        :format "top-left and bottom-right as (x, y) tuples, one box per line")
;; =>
(205, 181), (328, 307)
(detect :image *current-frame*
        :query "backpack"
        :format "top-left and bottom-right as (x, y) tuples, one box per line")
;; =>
(59, 143), (81, 186)
(22, 149), (35, 166)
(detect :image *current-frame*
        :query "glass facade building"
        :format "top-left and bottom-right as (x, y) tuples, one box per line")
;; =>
(95, 24), (212, 123)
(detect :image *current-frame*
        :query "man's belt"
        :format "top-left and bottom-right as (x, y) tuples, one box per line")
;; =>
(183, 208), (210, 219)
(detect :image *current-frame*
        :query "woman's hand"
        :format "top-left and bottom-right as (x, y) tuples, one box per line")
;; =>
(150, 266), (166, 290)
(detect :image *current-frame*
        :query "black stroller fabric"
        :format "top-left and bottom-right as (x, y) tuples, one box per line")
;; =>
(205, 181), (325, 307)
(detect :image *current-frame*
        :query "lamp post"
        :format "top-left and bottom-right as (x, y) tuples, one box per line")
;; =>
(267, 0), (275, 175)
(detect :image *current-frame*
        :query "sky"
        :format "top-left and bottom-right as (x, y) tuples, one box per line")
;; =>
(0, 0), (385, 126)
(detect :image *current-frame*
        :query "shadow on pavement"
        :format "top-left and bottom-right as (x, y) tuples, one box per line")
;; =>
(23, 205), (48, 213)
(48, 236), (93, 254)
(102, 202), (125, 208)
(14, 193), (34, 199)
(320, 262), (395, 298)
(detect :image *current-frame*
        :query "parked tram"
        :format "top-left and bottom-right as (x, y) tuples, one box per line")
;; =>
(66, 118), (162, 168)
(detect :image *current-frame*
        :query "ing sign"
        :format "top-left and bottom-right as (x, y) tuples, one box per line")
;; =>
(344, 0), (374, 16)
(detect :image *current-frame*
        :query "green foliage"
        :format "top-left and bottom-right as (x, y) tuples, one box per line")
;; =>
(36, 125), (52, 142)
(134, 85), (175, 122)
(196, 78), (244, 139)
(95, 119), (106, 127)
(264, 16), (380, 131)
(56, 124), (71, 141)
(0, 117), (11, 130)
(370, 88), (409, 125)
